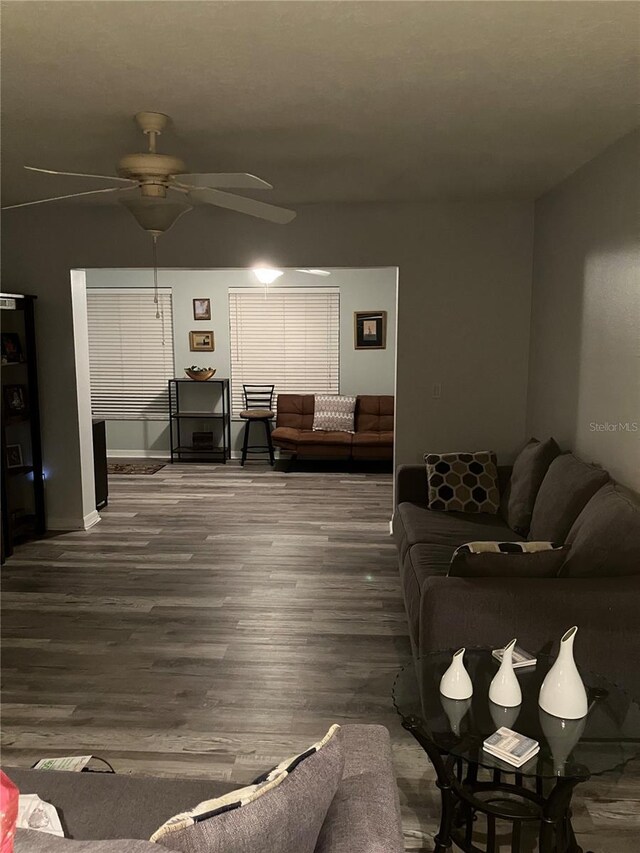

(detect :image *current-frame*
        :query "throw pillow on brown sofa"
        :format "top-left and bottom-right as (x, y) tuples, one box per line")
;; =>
(425, 451), (500, 514)
(151, 725), (343, 853)
(448, 541), (569, 578)
(312, 396), (356, 432)
(501, 437), (561, 535)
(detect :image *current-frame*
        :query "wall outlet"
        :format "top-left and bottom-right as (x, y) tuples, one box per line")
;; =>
(432, 382), (442, 399)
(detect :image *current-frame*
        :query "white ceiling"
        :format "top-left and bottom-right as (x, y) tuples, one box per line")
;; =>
(1, 1), (638, 208)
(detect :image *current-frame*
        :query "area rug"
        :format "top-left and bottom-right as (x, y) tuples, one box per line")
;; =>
(107, 463), (166, 475)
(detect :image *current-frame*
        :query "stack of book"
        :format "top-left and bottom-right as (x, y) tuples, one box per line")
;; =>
(492, 644), (537, 668)
(483, 727), (540, 767)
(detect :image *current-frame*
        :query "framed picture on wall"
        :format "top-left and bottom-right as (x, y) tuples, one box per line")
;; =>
(6, 444), (24, 469)
(189, 330), (215, 352)
(193, 298), (211, 320)
(1, 332), (24, 364)
(3, 384), (28, 415)
(354, 311), (387, 349)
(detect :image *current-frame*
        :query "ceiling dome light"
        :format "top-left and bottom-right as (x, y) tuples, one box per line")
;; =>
(253, 267), (284, 285)
(119, 196), (192, 236)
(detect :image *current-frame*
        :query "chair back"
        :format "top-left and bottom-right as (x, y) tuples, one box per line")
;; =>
(243, 384), (275, 410)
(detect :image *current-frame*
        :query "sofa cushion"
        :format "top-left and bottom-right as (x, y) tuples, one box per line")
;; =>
(297, 430), (352, 446)
(153, 726), (343, 853)
(400, 544), (455, 646)
(529, 454), (609, 542)
(501, 438), (561, 535)
(351, 431), (394, 447)
(425, 451), (500, 514)
(3, 769), (237, 841)
(560, 483), (640, 577)
(354, 396), (394, 433)
(14, 830), (162, 853)
(449, 541), (568, 578)
(275, 395), (315, 430)
(312, 395), (356, 433)
(271, 427), (301, 446)
(393, 502), (520, 559)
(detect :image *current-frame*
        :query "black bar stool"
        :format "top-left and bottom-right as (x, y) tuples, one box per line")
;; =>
(239, 384), (275, 466)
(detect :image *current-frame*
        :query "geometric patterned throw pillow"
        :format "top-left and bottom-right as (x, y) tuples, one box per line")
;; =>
(150, 725), (342, 851)
(449, 540), (569, 578)
(425, 450), (500, 514)
(312, 395), (356, 432)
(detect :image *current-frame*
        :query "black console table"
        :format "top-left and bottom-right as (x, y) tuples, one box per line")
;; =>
(168, 378), (231, 463)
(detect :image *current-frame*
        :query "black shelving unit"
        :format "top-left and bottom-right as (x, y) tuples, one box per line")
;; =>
(168, 378), (231, 463)
(1, 293), (45, 561)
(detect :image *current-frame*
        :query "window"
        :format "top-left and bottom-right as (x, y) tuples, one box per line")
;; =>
(87, 288), (174, 419)
(229, 287), (339, 414)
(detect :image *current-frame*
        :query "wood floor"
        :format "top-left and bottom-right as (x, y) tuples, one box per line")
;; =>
(1, 462), (638, 852)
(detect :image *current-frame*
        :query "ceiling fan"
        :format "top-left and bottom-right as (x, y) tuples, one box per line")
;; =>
(2, 111), (297, 232)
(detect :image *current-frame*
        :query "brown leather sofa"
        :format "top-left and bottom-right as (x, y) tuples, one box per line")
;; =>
(272, 394), (394, 461)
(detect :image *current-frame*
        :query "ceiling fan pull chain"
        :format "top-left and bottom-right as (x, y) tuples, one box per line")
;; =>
(152, 234), (161, 322)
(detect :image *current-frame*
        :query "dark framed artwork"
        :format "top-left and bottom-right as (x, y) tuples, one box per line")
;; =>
(193, 298), (211, 321)
(3, 384), (28, 415)
(1, 332), (24, 364)
(354, 311), (387, 349)
(6, 443), (24, 469)
(189, 330), (215, 352)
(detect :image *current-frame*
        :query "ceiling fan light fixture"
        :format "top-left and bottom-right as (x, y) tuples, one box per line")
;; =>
(119, 196), (192, 236)
(252, 266), (284, 285)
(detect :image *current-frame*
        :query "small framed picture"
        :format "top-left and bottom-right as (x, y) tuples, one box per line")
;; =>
(3, 384), (28, 415)
(193, 298), (211, 321)
(189, 330), (215, 352)
(1, 332), (24, 364)
(354, 311), (387, 349)
(6, 444), (24, 469)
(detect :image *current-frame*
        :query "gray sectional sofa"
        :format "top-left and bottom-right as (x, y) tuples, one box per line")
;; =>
(6, 725), (404, 853)
(393, 448), (640, 697)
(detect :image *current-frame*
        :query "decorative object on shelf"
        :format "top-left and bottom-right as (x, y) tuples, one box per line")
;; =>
(184, 366), (216, 381)
(489, 637), (522, 708)
(354, 310), (387, 349)
(192, 431), (214, 450)
(440, 696), (472, 737)
(439, 648), (473, 700)
(1, 332), (24, 364)
(538, 626), (588, 719)
(489, 700), (521, 731)
(3, 384), (28, 415)
(192, 298), (211, 321)
(5, 444), (24, 469)
(189, 331), (214, 352)
(539, 708), (587, 776)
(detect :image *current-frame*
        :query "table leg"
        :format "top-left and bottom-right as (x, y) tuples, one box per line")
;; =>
(539, 776), (584, 853)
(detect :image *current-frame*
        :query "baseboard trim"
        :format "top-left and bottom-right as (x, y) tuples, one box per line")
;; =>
(107, 450), (171, 459)
(48, 511), (102, 532)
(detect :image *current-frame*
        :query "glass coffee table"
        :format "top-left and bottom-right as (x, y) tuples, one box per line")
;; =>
(393, 649), (640, 853)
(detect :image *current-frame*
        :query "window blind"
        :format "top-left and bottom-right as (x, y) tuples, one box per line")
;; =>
(229, 287), (339, 415)
(87, 288), (174, 420)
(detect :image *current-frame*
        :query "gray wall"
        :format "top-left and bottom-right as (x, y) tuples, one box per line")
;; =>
(86, 267), (397, 455)
(527, 129), (640, 489)
(2, 200), (533, 528)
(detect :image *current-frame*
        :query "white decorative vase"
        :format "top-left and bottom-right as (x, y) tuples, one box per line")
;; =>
(439, 648), (473, 700)
(539, 626), (588, 719)
(489, 638), (522, 708)
(440, 696), (472, 737)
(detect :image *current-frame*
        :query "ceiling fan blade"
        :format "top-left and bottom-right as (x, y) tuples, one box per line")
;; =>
(25, 166), (135, 184)
(3, 185), (135, 210)
(188, 187), (296, 224)
(296, 269), (331, 276)
(180, 173), (273, 190)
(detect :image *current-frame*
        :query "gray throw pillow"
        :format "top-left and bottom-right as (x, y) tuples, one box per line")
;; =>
(424, 451), (500, 514)
(560, 483), (640, 577)
(528, 453), (609, 542)
(14, 830), (162, 853)
(152, 726), (344, 853)
(448, 541), (569, 578)
(502, 437), (561, 535)
(312, 396), (356, 432)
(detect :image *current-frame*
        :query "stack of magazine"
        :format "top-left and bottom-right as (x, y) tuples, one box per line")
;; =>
(491, 644), (537, 668)
(483, 727), (540, 768)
